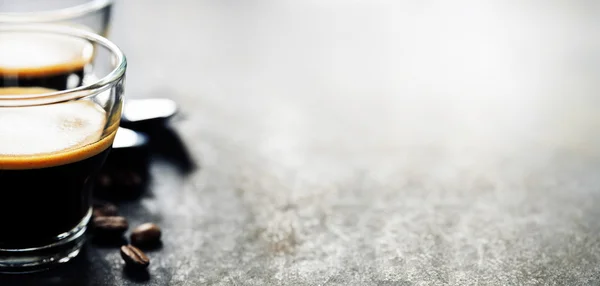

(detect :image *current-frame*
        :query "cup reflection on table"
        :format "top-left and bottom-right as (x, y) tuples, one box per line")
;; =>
(0, 24), (126, 272)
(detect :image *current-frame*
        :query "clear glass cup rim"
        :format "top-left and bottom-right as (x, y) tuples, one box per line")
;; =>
(0, 24), (126, 107)
(0, 0), (112, 23)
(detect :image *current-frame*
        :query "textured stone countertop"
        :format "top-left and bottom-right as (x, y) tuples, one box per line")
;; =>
(3, 0), (600, 285)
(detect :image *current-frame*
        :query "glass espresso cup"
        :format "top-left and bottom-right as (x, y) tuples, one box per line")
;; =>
(0, 0), (113, 37)
(0, 24), (126, 272)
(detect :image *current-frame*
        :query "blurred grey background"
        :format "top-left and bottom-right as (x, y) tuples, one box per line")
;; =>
(6, 0), (600, 285)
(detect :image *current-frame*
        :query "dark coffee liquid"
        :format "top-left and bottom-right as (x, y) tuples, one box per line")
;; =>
(0, 93), (115, 248)
(0, 66), (85, 90)
(0, 148), (110, 248)
(0, 34), (109, 248)
(0, 70), (110, 249)
(0, 97), (115, 248)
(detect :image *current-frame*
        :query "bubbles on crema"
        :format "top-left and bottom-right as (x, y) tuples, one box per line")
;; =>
(0, 32), (93, 73)
(0, 94), (106, 156)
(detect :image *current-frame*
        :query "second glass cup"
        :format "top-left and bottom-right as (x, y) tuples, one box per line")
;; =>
(0, 0), (113, 36)
(0, 24), (126, 272)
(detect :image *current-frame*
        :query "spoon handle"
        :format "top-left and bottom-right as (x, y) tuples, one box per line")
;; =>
(120, 98), (178, 130)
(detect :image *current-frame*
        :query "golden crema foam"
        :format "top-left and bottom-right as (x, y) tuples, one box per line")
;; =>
(0, 88), (115, 170)
(0, 32), (93, 77)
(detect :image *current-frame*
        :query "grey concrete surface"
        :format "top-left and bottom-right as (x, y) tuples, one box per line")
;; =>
(2, 0), (600, 285)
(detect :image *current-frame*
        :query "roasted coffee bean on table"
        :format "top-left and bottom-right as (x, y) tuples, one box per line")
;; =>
(93, 216), (129, 235)
(131, 223), (162, 247)
(120, 244), (150, 269)
(92, 201), (119, 218)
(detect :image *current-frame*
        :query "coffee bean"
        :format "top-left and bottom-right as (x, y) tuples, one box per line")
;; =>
(93, 216), (128, 235)
(92, 202), (118, 218)
(120, 245), (150, 268)
(131, 223), (162, 247)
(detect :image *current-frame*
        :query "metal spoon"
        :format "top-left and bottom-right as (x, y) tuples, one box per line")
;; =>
(113, 127), (149, 150)
(113, 98), (178, 152)
(120, 98), (178, 128)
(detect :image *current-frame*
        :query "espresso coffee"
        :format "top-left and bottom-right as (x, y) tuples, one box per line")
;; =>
(0, 33), (93, 90)
(0, 31), (119, 250)
(0, 89), (116, 248)
(0, 97), (115, 248)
